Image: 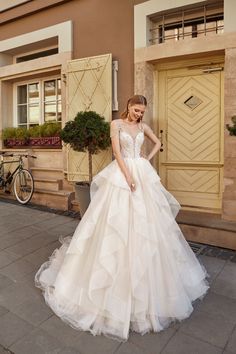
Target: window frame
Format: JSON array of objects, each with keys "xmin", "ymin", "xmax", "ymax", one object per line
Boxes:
[{"xmin": 13, "ymin": 75, "xmax": 61, "ymax": 128}]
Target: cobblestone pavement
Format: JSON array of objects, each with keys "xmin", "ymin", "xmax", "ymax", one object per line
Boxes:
[{"xmin": 0, "ymin": 200, "xmax": 236, "ymax": 354}]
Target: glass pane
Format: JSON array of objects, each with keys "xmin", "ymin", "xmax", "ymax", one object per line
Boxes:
[
  {"xmin": 18, "ymin": 105, "xmax": 27, "ymax": 124},
  {"xmin": 217, "ymin": 20, "xmax": 224, "ymax": 34},
  {"xmin": 29, "ymin": 104, "xmax": 40, "ymax": 123},
  {"xmin": 28, "ymin": 83, "xmax": 39, "ymax": 104},
  {"xmin": 57, "ymin": 79, "xmax": 61, "ymax": 100},
  {"xmin": 44, "ymin": 102, "xmax": 57, "ymax": 121},
  {"xmin": 206, "ymin": 21, "xmax": 217, "ymax": 36},
  {"xmin": 44, "ymin": 80, "xmax": 56, "ymax": 102},
  {"xmin": 17, "ymin": 85, "xmax": 27, "ymax": 104},
  {"xmin": 164, "ymin": 28, "xmax": 177, "ymax": 41},
  {"xmin": 57, "ymin": 101, "xmax": 62, "ymax": 121}
]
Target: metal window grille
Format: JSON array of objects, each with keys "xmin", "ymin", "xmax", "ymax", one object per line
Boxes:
[{"xmin": 150, "ymin": 1, "xmax": 224, "ymax": 45}]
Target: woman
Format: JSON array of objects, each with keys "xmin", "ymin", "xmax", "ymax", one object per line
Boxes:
[{"xmin": 35, "ymin": 95, "xmax": 209, "ymax": 341}]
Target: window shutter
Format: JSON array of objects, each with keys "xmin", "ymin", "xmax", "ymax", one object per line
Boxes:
[{"xmin": 65, "ymin": 54, "xmax": 112, "ymax": 181}]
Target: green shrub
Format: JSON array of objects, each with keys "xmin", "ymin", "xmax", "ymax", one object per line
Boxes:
[
  {"xmin": 1, "ymin": 127, "xmax": 29, "ymax": 140},
  {"xmin": 60, "ymin": 111, "xmax": 110, "ymax": 182},
  {"xmin": 1, "ymin": 122, "xmax": 62, "ymax": 140},
  {"xmin": 40, "ymin": 122, "xmax": 61, "ymax": 137},
  {"xmin": 226, "ymin": 116, "xmax": 236, "ymax": 136}
]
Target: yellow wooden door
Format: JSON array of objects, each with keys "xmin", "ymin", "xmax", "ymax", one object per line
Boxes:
[
  {"xmin": 158, "ymin": 67, "xmax": 224, "ymax": 212},
  {"xmin": 66, "ymin": 54, "xmax": 112, "ymax": 181}
]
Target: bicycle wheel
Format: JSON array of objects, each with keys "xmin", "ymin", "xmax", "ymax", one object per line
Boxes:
[{"xmin": 13, "ymin": 169, "xmax": 34, "ymax": 204}]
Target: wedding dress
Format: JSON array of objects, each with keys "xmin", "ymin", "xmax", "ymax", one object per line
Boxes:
[{"xmin": 35, "ymin": 119, "xmax": 209, "ymax": 341}]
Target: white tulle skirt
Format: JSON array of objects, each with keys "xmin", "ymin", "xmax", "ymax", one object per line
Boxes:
[{"xmin": 35, "ymin": 157, "xmax": 209, "ymax": 341}]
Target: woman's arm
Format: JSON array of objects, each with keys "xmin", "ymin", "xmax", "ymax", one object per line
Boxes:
[
  {"xmin": 143, "ymin": 123, "xmax": 162, "ymax": 161},
  {"xmin": 110, "ymin": 120, "xmax": 136, "ymax": 191}
]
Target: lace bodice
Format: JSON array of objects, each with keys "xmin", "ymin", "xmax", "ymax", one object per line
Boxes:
[
  {"xmin": 119, "ymin": 130, "xmax": 144, "ymax": 158},
  {"xmin": 110, "ymin": 119, "xmax": 145, "ymax": 159}
]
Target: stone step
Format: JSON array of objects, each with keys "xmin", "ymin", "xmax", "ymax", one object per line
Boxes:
[
  {"xmin": 31, "ymin": 188, "xmax": 75, "ymax": 211},
  {"xmin": 33, "ymin": 177, "xmax": 62, "ymax": 192},
  {"xmin": 177, "ymin": 210, "xmax": 236, "ymax": 250},
  {"xmin": 30, "ymin": 167, "xmax": 64, "ymax": 180},
  {"xmin": 71, "ymin": 199, "xmax": 80, "ymax": 212}
]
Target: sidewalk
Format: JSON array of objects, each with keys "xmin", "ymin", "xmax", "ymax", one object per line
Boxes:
[{"xmin": 0, "ymin": 200, "xmax": 236, "ymax": 354}]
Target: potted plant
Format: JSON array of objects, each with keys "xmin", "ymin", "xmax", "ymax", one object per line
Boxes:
[
  {"xmin": 1, "ymin": 127, "xmax": 30, "ymax": 147},
  {"xmin": 226, "ymin": 115, "xmax": 236, "ymax": 136},
  {"xmin": 2, "ymin": 122, "xmax": 62, "ymax": 148},
  {"xmin": 60, "ymin": 111, "xmax": 111, "ymax": 216},
  {"xmin": 28, "ymin": 122, "xmax": 62, "ymax": 147}
]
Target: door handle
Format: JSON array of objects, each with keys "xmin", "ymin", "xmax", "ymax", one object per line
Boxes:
[{"xmin": 159, "ymin": 130, "xmax": 164, "ymax": 152}]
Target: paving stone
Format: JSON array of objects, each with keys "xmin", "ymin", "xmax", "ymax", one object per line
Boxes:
[
  {"xmin": 0, "ymin": 345, "xmax": 13, "ymax": 354},
  {"xmin": 179, "ymin": 309, "xmax": 235, "ymax": 348},
  {"xmin": 0, "ymin": 274, "xmax": 14, "ymax": 291},
  {"xmin": 198, "ymin": 255, "xmax": 226, "ymax": 282},
  {"xmin": 161, "ymin": 332, "xmax": 222, "ymax": 354},
  {"xmin": 0, "ymin": 251, "xmax": 20, "ymax": 269},
  {"xmin": 0, "ymin": 281, "xmax": 41, "ymax": 310},
  {"xmin": 0, "ymin": 305, "xmax": 8, "ymax": 317},
  {"xmin": 33, "ymin": 215, "xmax": 74, "ymax": 231},
  {"xmin": 10, "ymin": 328, "xmax": 68, "ymax": 354},
  {"xmin": 0, "ymin": 258, "xmax": 38, "ymax": 282},
  {"xmin": 0, "ymin": 234, "xmax": 26, "ymax": 251},
  {"xmin": 56, "ymin": 348, "xmax": 83, "ymax": 354},
  {"xmin": 129, "ymin": 325, "xmax": 178, "ymax": 354},
  {"xmin": 40, "ymin": 315, "xmax": 120, "ymax": 354},
  {"xmin": 211, "ymin": 262, "xmax": 236, "ymax": 299},
  {"xmin": 0, "ymin": 312, "xmax": 34, "ymax": 347},
  {"xmin": 11, "ymin": 297, "xmax": 53, "ymax": 326},
  {"xmin": 225, "ymin": 326, "xmax": 236, "ymax": 353},
  {"xmin": 115, "ymin": 342, "xmax": 146, "ymax": 354},
  {"xmin": 6, "ymin": 225, "xmax": 43, "ymax": 240},
  {"xmin": 40, "ymin": 315, "xmax": 82, "ymax": 347},
  {"xmin": 70, "ymin": 331, "xmax": 120, "ymax": 354},
  {"xmin": 5, "ymin": 232, "xmax": 54, "ymax": 258},
  {"xmin": 24, "ymin": 240, "xmax": 61, "ymax": 267},
  {"xmin": 196, "ymin": 292, "xmax": 236, "ymax": 324}
]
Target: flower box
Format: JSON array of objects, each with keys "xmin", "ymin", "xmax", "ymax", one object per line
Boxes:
[{"xmin": 4, "ymin": 136, "xmax": 62, "ymax": 149}]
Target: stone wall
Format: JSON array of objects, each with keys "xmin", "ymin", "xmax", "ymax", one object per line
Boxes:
[{"xmin": 223, "ymin": 48, "xmax": 236, "ymax": 220}]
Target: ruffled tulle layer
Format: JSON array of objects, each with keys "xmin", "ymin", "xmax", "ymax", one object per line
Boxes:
[{"xmin": 35, "ymin": 157, "xmax": 209, "ymax": 341}]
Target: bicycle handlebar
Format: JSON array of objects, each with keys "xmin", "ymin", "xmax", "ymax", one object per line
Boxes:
[{"xmin": 0, "ymin": 152, "xmax": 37, "ymax": 159}]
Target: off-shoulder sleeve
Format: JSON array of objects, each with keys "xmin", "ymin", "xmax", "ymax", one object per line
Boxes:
[{"xmin": 110, "ymin": 120, "xmax": 120, "ymax": 138}]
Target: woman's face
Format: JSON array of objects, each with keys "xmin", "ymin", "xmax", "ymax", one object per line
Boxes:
[{"xmin": 128, "ymin": 104, "xmax": 146, "ymax": 122}]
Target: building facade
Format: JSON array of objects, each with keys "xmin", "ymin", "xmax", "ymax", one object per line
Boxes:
[
  {"xmin": 0, "ymin": 0, "xmax": 136, "ymax": 210},
  {"xmin": 134, "ymin": 0, "xmax": 236, "ymax": 227},
  {"xmin": 1, "ymin": 0, "xmax": 236, "ymax": 248}
]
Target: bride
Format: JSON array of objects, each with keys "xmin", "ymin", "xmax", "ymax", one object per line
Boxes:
[{"xmin": 35, "ymin": 94, "xmax": 209, "ymax": 341}]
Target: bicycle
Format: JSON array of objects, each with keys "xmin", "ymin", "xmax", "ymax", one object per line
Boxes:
[{"xmin": 0, "ymin": 152, "xmax": 36, "ymax": 205}]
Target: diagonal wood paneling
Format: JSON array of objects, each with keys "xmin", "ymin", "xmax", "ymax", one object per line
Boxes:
[
  {"xmin": 158, "ymin": 67, "xmax": 223, "ymax": 210},
  {"xmin": 66, "ymin": 54, "xmax": 112, "ymax": 182},
  {"xmin": 167, "ymin": 74, "xmax": 220, "ymax": 163}
]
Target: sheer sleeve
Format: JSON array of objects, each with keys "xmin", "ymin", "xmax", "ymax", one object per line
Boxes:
[
  {"xmin": 143, "ymin": 122, "xmax": 154, "ymax": 136},
  {"xmin": 110, "ymin": 120, "xmax": 120, "ymax": 138}
]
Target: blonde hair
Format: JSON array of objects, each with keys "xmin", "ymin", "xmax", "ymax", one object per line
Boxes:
[{"xmin": 121, "ymin": 95, "xmax": 147, "ymax": 121}]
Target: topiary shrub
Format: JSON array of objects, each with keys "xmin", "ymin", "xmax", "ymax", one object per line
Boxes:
[{"xmin": 60, "ymin": 111, "xmax": 110, "ymax": 183}]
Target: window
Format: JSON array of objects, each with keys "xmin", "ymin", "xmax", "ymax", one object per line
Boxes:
[
  {"xmin": 16, "ymin": 78, "xmax": 61, "ymax": 128},
  {"xmin": 44, "ymin": 79, "xmax": 61, "ymax": 122},
  {"xmin": 150, "ymin": 1, "xmax": 224, "ymax": 45},
  {"xmin": 16, "ymin": 48, "xmax": 58, "ymax": 63}
]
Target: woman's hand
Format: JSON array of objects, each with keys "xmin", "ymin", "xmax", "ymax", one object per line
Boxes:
[{"xmin": 126, "ymin": 175, "xmax": 136, "ymax": 192}]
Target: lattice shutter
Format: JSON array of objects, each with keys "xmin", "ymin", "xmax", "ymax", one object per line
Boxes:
[{"xmin": 66, "ymin": 54, "xmax": 112, "ymax": 181}]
